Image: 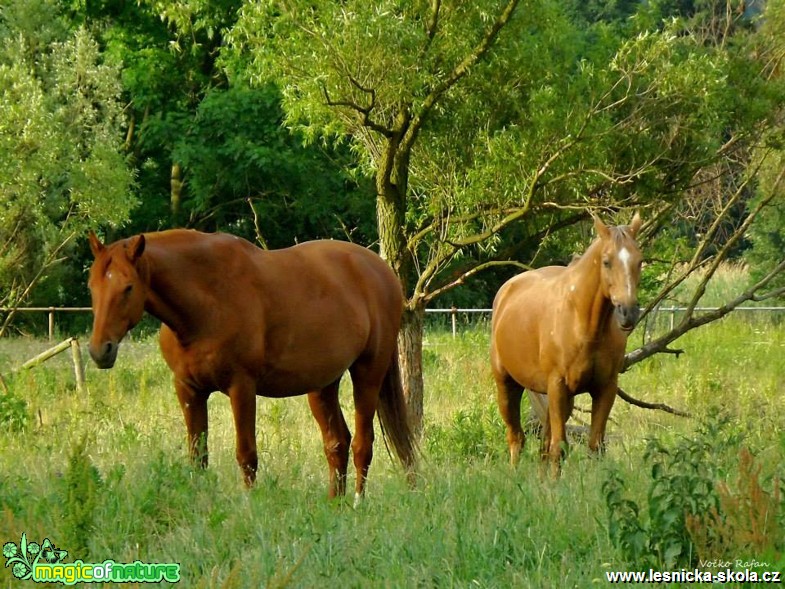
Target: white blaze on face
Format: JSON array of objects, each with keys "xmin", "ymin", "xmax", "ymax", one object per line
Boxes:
[{"xmin": 618, "ymin": 247, "xmax": 633, "ymax": 298}]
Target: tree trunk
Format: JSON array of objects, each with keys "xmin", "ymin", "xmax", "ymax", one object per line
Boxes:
[
  {"xmin": 398, "ymin": 305, "xmax": 425, "ymax": 437},
  {"xmin": 375, "ymin": 114, "xmax": 424, "ymax": 435}
]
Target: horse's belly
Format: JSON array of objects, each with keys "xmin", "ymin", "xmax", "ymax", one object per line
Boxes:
[
  {"xmin": 250, "ymin": 333, "xmax": 367, "ymax": 396},
  {"xmin": 502, "ymin": 354, "xmax": 550, "ymax": 394},
  {"xmin": 254, "ymin": 364, "xmax": 348, "ymax": 398}
]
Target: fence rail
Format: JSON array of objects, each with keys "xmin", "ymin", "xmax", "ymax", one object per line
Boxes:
[
  {"xmin": 2, "ymin": 305, "xmax": 784, "ymax": 340},
  {"xmin": 427, "ymin": 306, "xmax": 785, "ymax": 337},
  {"xmin": 0, "ymin": 307, "xmax": 91, "ymax": 341}
]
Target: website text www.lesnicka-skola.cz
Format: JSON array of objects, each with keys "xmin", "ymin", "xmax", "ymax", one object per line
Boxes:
[{"xmin": 606, "ymin": 568, "xmax": 782, "ymax": 584}]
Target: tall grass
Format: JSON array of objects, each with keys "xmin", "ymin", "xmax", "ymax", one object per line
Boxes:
[
  {"xmin": 666, "ymin": 261, "xmax": 756, "ymax": 308},
  {"xmin": 1, "ymin": 313, "xmax": 783, "ymax": 587}
]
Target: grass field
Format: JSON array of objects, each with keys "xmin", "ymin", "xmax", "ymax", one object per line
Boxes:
[{"xmin": 0, "ymin": 315, "xmax": 783, "ymax": 587}]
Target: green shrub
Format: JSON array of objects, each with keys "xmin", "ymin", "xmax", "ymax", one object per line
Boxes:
[
  {"xmin": 58, "ymin": 436, "xmax": 103, "ymax": 558},
  {"xmin": 603, "ymin": 412, "xmax": 743, "ymax": 568},
  {"xmin": 426, "ymin": 401, "xmax": 505, "ymax": 464}
]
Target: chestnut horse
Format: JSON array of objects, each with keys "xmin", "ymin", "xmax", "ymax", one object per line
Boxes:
[
  {"xmin": 490, "ymin": 214, "xmax": 642, "ymax": 477},
  {"xmin": 87, "ymin": 229, "xmax": 417, "ymax": 500}
]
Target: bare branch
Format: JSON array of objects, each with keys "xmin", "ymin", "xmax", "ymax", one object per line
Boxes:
[
  {"xmin": 425, "ymin": 0, "xmax": 441, "ymax": 44},
  {"xmin": 246, "ymin": 198, "xmax": 269, "ymax": 250},
  {"xmin": 320, "ymin": 82, "xmax": 393, "ymax": 137},
  {"xmin": 424, "ymin": 260, "xmax": 530, "ymax": 303},
  {"xmin": 0, "ymin": 233, "xmax": 76, "ymax": 339},
  {"xmin": 617, "ymin": 388, "xmax": 692, "ymax": 417},
  {"xmin": 625, "ymin": 256, "xmax": 785, "ymax": 370}
]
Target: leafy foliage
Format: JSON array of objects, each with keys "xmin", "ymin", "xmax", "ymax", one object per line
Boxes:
[
  {"xmin": 170, "ymin": 85, "xmax": 376, "ymax": 245},
  {"xmin": 0, "ymin": 381, "xmax": 27, "ymax": 432}
]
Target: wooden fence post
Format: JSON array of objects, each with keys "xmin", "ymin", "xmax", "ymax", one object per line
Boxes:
[{"xmin": 70, "ymin": 338, "xmax": 86, "ymax": 395}]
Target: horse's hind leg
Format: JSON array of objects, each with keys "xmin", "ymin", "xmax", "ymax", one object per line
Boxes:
[
  {"xmin": 349, "ymin": 361, "xmax": 384, "ymax": 504},
  {"xmin": 493, "ymin": 372, "xmax": 525, "ymax": 466},
  {"xmin": 174, "ymin": 378, "xmax": 210, "ymax": 469},
  {"xmin": 307, "ymin": 380, "xmax": 351, "ymax": 499}
]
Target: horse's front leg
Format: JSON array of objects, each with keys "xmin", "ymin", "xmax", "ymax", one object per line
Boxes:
[
  {"xmin": 545, "ymin": 379, "xmax": 571, "ymax": 479},
  {"xmin": 228, "ymin": 376, "xmax": 258, "ymax": 487},
  {"xmin": 174, "ymin": 378, "xmax": 210, "ymax": 469},
  {"xmin": 588, "ymin": 381, "xmax": 618, "ymax": 455}
]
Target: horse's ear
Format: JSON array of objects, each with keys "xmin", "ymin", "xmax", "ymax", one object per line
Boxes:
[
  {"xmin": 88, "ymin": 231, "xmax": 104, "ymax": 258},
  {"xmin": 629, "ymin": 212, "xmax": 642, "ymax": 238},
  {"xmin": 593, "ymin": 214, "xmax": 610, "ymax": 239},
  {"xmin": 127, "ymin": 234, "xmax": 146, "ymax": 263}
]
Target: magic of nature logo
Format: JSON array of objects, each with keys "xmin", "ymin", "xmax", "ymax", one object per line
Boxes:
[{"xmin": 3, "ymin": 533, "xmax": 180, "ymax": 585}]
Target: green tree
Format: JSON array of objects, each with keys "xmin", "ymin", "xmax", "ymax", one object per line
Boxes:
[
  {"xmin": 743, "ymin": 0, "xmax": 785, "ymax": 301},
  {"xmin": 0, "ymin": 0, "xmax": 135, "ymax": 335}
]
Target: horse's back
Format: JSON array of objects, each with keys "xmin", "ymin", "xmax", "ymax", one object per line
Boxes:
[
  {"xmin": 263, "ymin": 239, "xmax": 402, "ymax": 319},
  {"xmin": 155, "ymin": 232, "xmax": 400, "ymax": 321}
]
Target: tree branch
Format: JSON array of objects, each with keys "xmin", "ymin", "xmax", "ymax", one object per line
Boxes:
[
  {"xmin": 320, "ymin": 82, "xmax": 393, "ymax": 137},
  {"xmin": 424, "ymin": 260, "xmax": 530, "ymax": 303},
  {"xmin": 0, "ymin": 233, "xmax": 75, "ymax": 339},
  {"xmin": 425, "ymin": 0, "xmax": 441, "ymax": 44},
  {"xmin": 617, "ymin": 388, "xmax": 692, "ymax": 417},
  {"xmin": 625, "ymin": 255, "xmax": 785, "ymax": 370}
]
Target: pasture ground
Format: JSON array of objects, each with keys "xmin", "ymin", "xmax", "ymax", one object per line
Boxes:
[{"xmin": 0, "ymin": 315, "xmax": 783, "ymax": 587}]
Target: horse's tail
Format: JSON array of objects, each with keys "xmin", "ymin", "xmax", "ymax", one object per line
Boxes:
[{"xmin": 377, "ymin": 346, "xmax": 418, "ymax": 486}]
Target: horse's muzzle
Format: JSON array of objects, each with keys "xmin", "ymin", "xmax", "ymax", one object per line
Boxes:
[
  {"xmin": 89, "ymin": 341, "xmax": 119, "ymax": 369},
  {"xmin": 614, "ymin": 304, "xmax": 639, "ymax": 332}
]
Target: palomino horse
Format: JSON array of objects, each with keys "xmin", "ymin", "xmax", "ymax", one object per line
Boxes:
[
  {"xmin": 87, "ymin": 229, "xmax": 417, "ymax": 500},
  {"xmin": 490, "ymin": 213, "xmax": 642, "ymax": 477}
]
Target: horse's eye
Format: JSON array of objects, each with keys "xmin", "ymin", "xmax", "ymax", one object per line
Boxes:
[
  {"xmin": 123, "ymin": 284, "xmax": 133, "ymax": 297},
  {"xmin": 603, "ymin": 258, "xmax": 611, "ymax": 269}
]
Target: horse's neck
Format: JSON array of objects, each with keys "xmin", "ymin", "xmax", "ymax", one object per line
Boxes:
[
  {"xmin": 142, "ymin": 243, "xmax": 209, "ymax": 342},
  {"xmin": 567, "ymin": 242, "xmax": 613, "ymax": 338}
]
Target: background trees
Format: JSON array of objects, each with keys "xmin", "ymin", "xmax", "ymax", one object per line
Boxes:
[{"xmin": 0, "ymin": 0, "xmax": 135, "ymax": 336}]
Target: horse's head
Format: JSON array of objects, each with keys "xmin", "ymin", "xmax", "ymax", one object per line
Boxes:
[
  {"xmin": 594, "ymin": 213, "xmax": 643, "ymax": 332},
  {"xmin": 87, "ymin": 232, "xmax": 147, "ymax": 369}
]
